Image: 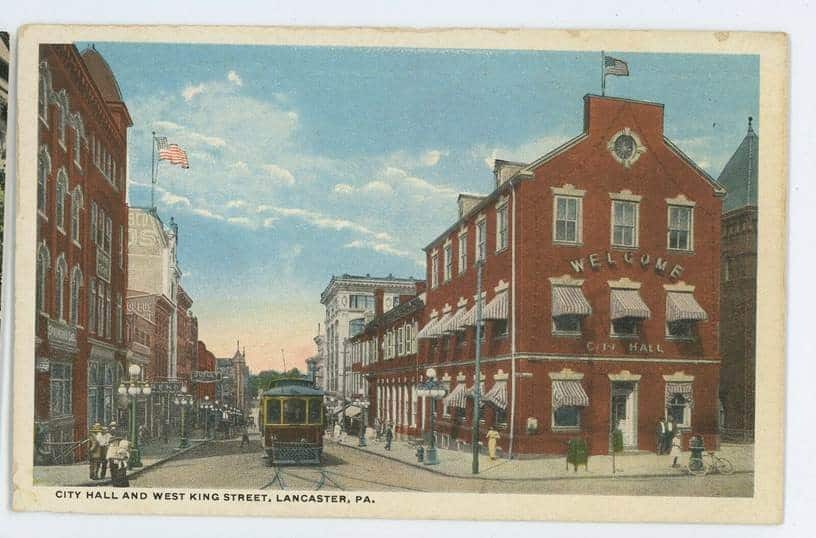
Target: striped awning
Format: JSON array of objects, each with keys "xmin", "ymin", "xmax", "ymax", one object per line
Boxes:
[
  {"xmin": 443, "ymin": 384, "xmax": 468, "ymax": 409},
  {"xmin": 441, "ymin": 307, "xmax": 469, "ymax": 333},
  {"xmin": 483, "ymin": 381, "xmax": 508, "ymax": 410},
  {"xmin": 552, "ymin": 286, "xmax": 592, "ymax": 317},
  {"xmin": 482, "ymin": 291, "xmax": 509, "ymax": 320},
  {"xmin": 610, "ymin": 289, "xmax": 651, "ymax": 320},
  {"xmin": 666, "ymin": 292, "xmax": 707, "ymax": 322},
  {"xmin": 665, "ymin": 382, "xmax": 694, "ymax": 407},
  {"xmin": 460, "ymin": 302, "xmax": 480, "ymax": 326},
  {"xmin": 552, "ymin": 380, "xmax": 589, "ymax": 409},
  {"xmin": 417, "ymin": 314, "xmax": 445, "ymax": 339}
]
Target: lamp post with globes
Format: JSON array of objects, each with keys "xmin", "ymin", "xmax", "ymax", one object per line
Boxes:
[
  {"xmin": 118, "ymin": 364, "xmax": 151, "ymax": 468},
  {"xmin": 173, "ymin": 386, "xmax": 195, "ymax": 448},
  {"xmin": 356, "ymin": 388, "xmax": 370, "ymax": 447},
  {"xmin": 199, "ymin": 395, "xmax": 212, "ymax": 439},
  {"xmin": 416, "ymin": 368, "xmax": 447, "ymax": 465}
]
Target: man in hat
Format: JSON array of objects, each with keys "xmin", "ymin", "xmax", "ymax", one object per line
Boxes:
[
  {"xmin": 88, "ymin": 423, "xmax": 104, "ymax": 480},
  {"xmin": 97, "ymin": 425, "xmax": 112, "ymax": 479}
]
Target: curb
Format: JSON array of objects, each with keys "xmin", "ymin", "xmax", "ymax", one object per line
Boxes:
[
  {"xmin": 327, "ymin": 439, "xmax": 753, "ymax": 482},
  {"xmin": 79, "ymin": 439, "xmax": 209, "ymax": 487}
]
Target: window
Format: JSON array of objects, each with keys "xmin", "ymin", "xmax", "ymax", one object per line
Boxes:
[
  {"xmin": 396, "ymin": 327, "xmax": 404, "ymax": 356},
  {"xmin": 265, "ymin": 400, "xmax": 281, "ymax": 424},
  {"xmin": 119, "ymin": 225, "xmax": 124, "ymax": 268},
  {"xmin": 96, "ymin": 282, "xmax": 104, "ymax": 335},
  {"xmin": 284, "ymin": 398, "xmax": 307, "ymax": 424},
  {"xmin": 393, "ymin": 296, "xmax": 400, "ymax": 308},
  {"xmin": 554, "ymin": 196, "xmax": 581, "ymax": 243},
  {"xmin": 55, "ymin": 255, "xmax": 67, "ymax": 321},
  {"xmin": 668, "ymin": 206, "xmax": 693, "ymax": 251},
  {"xmin": 475, "ymin": 219, "xmax": 487, "ymax": 262},
  {"xmin": 96, "ymin": 208, "xmax": 105, "ymax": 247},
  {"xmin": 36, "ymin": 243, "xmax": 51, "ymax": 314},
  {"xmin": 57, "ymin": 104, "xmax": 66, "ymax": 148},
  {"xmin": 55, "ymin": 169, "xmax": 68, "ymax": 230},
  {"xmin": 494, "ymin": 319, "xmax": 509, "ymax": 337},
  {"xmin": 431, "ymin": 253, "xmax": 439, "ymax": 288},
  {"xmin": 90, "ymin": 202, "xmax": 97, "ymax": 244},
  {"xmin": 666, "ymin": 393, "xmax": 691, "ymax": 428},
  {"xmin": 458, "ymin": 232, "xmax": 468, "ymax": 273},
  {"xmin": 611, "ymin": 317, "xmax": 640, "ymax": 337},
  {"xmin": 39, "ymin": 68, "xmax": 49, "ymax": 123},
  {"xmin": 308, "ymin": 398, "xmax": 322, "ymax": 424},
  {"xmin": 116, "ymin": 294, "xmax": 123, "ymax": 343},
  {"xmin": 73, "ymin": 123, "xmax": 82, "ymax": 166},
  {"xmin": 105, "ymin": 287, "xmax": 112, "ymax": 338},
  {"xmin": 349, "ymin": 294, "xmax": 375, "ymax": 310},
  {"xmin": 667, "ymin": 320, "xmax": 695, "ymax": 339},
  {"xmin": 71, "ymin": 187, "xmax": 83, "ymax": 243},
  {"xmin": 612, "ymin": 200, "xmax": 638, "ymax": 247},
  {"xmin": 553, "ymin": 315, "xmax": 582, "ymax": 334},
  {"xmin": 50, "ymin": 363, "xmax": 73, "ymax": 417},
  {"xmin": 443, "ymin": 244, "xmax": 452, "ymax": 282},
  {"xmin": 38, "ymin": 147, "xmax": 50, "ymax": 214},
  {"xmin": 105, "ymin": 216, "xmax": 112, "ymax": 254},
  {"xmin": 88, "ymin": 279, "xmax": 97, "ymax": 333},
  {"xmin": 496, "ymin": 203, "xmax": 509, "ymax": 251},
  {"xmin": 69, "ymin": 267, "xmax": 83, "ymax": 326},
  {"xmin": 349, "ymin": 318, "xmax": 365, "ymax": 337},
  {"xmin": 553, "ymin": 406, "xmax": 581, "ymax": 428}
]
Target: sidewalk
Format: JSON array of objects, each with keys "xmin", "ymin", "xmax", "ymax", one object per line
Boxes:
[
  {"xmin": 329, "ymin": 434, "xmax": 754, "ymax": 481},
  {"xmin": 33, "ymin": 434, "xmax": 209, "ymax": 487}
]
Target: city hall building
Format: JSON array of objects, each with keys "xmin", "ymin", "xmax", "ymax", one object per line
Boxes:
[{"xmin": 361, "ymin": 94, "xmax": 724, "ymax": 457}]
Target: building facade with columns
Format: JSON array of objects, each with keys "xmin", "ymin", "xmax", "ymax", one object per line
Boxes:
[
  {"xmin": 319, "ymin": 274, "xmax": 421, "ymax": 401},
  {"xmin": 362, "ymin": 94, "xmax": 724, "ymax": 457},
  {"xmin": 35, "ymin": 45, "xmax": 132, "ymax": 462}
]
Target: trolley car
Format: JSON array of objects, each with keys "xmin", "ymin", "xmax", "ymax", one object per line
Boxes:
[{"xmin": 258, "ymin": 377, "xmax": 325, "ymax": 465}]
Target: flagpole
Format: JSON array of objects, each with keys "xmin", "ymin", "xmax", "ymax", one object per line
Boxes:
[
  {"xmin": 151, "ymin": 131, "xmax": 156, "ymax": 210},
  {"xmin": 601, "ymin": 50, "xmax": 606, "ymax": 96}
]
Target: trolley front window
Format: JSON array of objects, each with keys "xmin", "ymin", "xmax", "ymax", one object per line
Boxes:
[
  {"xmin": 265, "ymin": 399, "xmax": 281, "ymax": 424},
  {"xmin": 308, "ymin": 398, "xmax": 323, "ymax": 424},
  {"xmin": 283, "ymin": 398, "xmax": 307, "ymax": 424}
]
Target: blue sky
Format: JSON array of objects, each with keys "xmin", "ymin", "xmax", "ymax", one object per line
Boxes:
[{"xmin": 85, "ymin": 42, "xmax": 759, "ymax": 371}]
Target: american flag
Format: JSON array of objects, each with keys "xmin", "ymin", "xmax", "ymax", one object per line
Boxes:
[
  {"xmin": 604, "ymin": 56, "xmax": 629, "ymax": 77},
  {"xmin": 156, "ymin": 136, "xmax": 190, "ymax": 169}
]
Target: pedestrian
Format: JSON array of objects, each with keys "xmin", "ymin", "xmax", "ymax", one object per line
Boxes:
[
  {"xmin": 670, "ymin": 431, "xmax": 682, "ymax": 468},
  {"xmin": 109, "ymin": 438, "xmax": 130, "ymax": 487},
  {"xmin": 655, "ymin": 418, "xmax": 667, "ymax": 455},
  {"xmin": 486, "ymin": 427, "xmax": 501, "ymax": 460},
  {"xmin": 333, "ymin": 422, "xmax": 342, "ymax": 441},
  {"xmin": 240, "ymin": 425, "xmax": 250, "ymax": 448},
  {"xmin": 384, "ymin": 424, "xmax": 393, "ymax": 451},
  {"xmin": 88, "ymin": 423, "xmax": 104, "ymax": 480},
  {"xmin": 97, "ymin": 426, "xmax": 112, "ymax": 479}
]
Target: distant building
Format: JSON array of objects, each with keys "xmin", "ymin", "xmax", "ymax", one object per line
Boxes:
[
  {"xmin": 195, "ymin": 341, "xmax": 217, "ymax": 401},
  {"xmin": 320, "ymin": 274, "xmax": 422, "ymax": 401},
  {"xmin": 217, "ymin": 343, "xmax": 251, "ymax": 413},
  {"xmin": 718, "ymin": 118, "xmax": 758, "ymax": 441},
  {"xmin": 35, "ymin": 45, "xmax": 132, "ymax": 462}
]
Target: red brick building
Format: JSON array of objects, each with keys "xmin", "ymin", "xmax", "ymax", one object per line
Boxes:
[
  {"xmin": 35, "ymin": 45, "xmax": 132, "ymax": 462},
  {"xmin": 195, "ymin": 341, "xmax": 217, "ymax": 401},
  {"xmin": 361, "ymin": 94, "xmax": 724, "ymax": 457},
  {"xmin": 176, "ymin": 286, "xmax": 196, "ymax": 386}
]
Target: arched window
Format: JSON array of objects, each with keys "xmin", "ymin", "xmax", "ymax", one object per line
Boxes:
[
  {"xmin": 71, "ymin": 186, "xmax": 83, "ymax": 243},
  {"xmin": 96, "ymin": 282, "xmax": 105, "ymax": 335},
  {"xmin": 88, "ymin": 279, "xmax": 97, "ymax": 334},
  {"xmin": 56, "ymin": 90, "xmax": 69, "ymax": 147},
  {"xmin": 55, "ymin": 168, "xmax": 68, "ymax": 230},
  {"xmin": 54, "ymin": 254, "xmax": 68, "ymax": 321},
  {"xmin": 36, "ymin": 242, "xmax": 51, "ymax": 314},
  {"xmin": 116, "ymin": 294, "xmax": 123, "ymax": 343},
  {"xmin": 38, "ymin": 146, "xmax": 51, "ymax": 214},
  {"xmin": 69, "ymin": 266, "xmax": 83, "ymax": 326},
  {"xmin": 72, "ymin": 113, "xmax": 84, "ymax": 166}
]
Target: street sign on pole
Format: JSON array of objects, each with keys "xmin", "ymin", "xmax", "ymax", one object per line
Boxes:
[{"xmin": 472, "ymin": 260, "xmax": 483, "ymax": 475}]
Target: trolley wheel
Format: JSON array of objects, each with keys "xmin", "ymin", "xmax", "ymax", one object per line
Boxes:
[
  {"xmin": 688, "ymin": 457, "xmax": 707, "ymax": 476},
  {"xmin": 716, "ymin": 457, "xmax": 735, "ymax": 475}
]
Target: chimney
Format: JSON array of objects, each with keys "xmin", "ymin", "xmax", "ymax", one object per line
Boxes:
[{"xmin": 374, "ymin": 288, "xmax": 385, "ymax": 317}]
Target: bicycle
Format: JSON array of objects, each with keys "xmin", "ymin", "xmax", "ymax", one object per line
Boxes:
[{"xmin": 687, "ymin": 450, "xmax": 735, "ymax": 476}]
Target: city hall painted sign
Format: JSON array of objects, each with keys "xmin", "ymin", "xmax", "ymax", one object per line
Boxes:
[{"xmin": 568, "ymin": 251, "xmax": 685, "ymax": 280}]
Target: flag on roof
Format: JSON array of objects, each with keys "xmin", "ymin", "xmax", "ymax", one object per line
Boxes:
[
  {"xmin": 604, "ymin": 56, "xmax": 629, "ymax": 77},
  {"xmin": 156, "ymin": 137, "xmax": 189, "ymax": 169}
]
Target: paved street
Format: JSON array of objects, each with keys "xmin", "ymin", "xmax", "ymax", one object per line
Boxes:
[{"xmin": 130, "ymin": 436, "xmax": 753, "ymax": 497}]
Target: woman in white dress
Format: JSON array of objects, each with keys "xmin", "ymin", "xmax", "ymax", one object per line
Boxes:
[{"xmin": 670, "ymin": 431, "xmax": 682, "ymax": 468}]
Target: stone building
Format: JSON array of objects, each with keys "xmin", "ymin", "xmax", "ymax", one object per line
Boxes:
[
  {"xmin": 718, "ymin": 118, "xmax": 758, "ymax": 441},
  {"xmin": 35, "ymin": 45, "xmax": 132, "ymax": 462}
]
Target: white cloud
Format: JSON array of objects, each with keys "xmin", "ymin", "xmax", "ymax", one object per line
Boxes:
[
  {"xmin": 191, "ymin": 207, "xmax": 225, "ymax": 221},
  {"xmin": 334, "ymin": 183, "xmax": 354, "ymax": 194},
  {"xmin": 153, "ymin": 120, "xmax": 184, "ymax": 132},
  {"xmin": 420, "ymin": 149, "xmax": 447, "ymax": 167},
  {"xmin": 227, "ymin": 70, "xmax": 243, "ymax": 86},
  {"xmin": 474, "ymin": 134, "xmax": 571, "ymax": 170},
  {"xmin": 182, "ymin": 83, "xmax": 207, "ymax": 102},
  {"xmin": 361, "ymin": 180, "xmax": 393, "ymax": 194},
  {"xmin": 226, "ymin": 199, "xmax": 247, "ymax": 208},
  {"xmin": 160, "ymin": 191, "xmax": 191, "ymax": 208},
  {"xmin": 262, "ymin": 217, "xmax": 279, "ymax": 228},
  {"xmin": 264, "ymin": 164, "xmax": 295, "ymax": 186},
  {"xmin": 259, "ymin": 205, "xmax": 391, "ymax": 241},
  {"xmin": 344, "ymin": 240, "xmax": 423, "ymax": 266},
  {"xmin": 227, "ymin": 216, "xmax": 253, "ymax": 227},
  {"xmin": 187, "ymin": 132, "xmax": 227, "ymax": 148},
  {"xmin": 229, "ymin": 161, "xmax": 250, "ymax": 174},
  {"xmin": 384, "ymin": 166, "xmax": 458, "ymax": 197}
]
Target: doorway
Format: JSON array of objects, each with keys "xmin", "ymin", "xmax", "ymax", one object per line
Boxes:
[{"xmin": 611, "ymin": 382, "xmax": 638, "ymax": 449}]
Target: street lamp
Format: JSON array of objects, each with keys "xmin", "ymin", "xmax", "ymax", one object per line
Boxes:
[
  {"xmin": 199, "ymin": 395, "xmax": 212, "ymax": 439},
  {"xmin": 356, "ymin": 388, "xmax": 370, "ymax": 448},
  {"xmin": 173, "ymin": 385, "xmax": 195, "ymax": 448},
  {"xmin": 416, "ymin": 368, "xmax": 447, "ymax": 465},
  {"xmin": 118, "ymin": 364, "xmax": 151, "ymax": 468}
]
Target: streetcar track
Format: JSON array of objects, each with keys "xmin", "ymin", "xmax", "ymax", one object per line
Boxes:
[{"xmin": 259, "ymin": 466, "xmax": 425, "ymax": 492}]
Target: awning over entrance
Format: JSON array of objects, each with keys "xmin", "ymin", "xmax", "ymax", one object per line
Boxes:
[
  {"xmin": 460, "ymin": 303, "xmax": 479, "ymax": 326},
  {"xmin": 665, "ymin": 382, "xmax": 694, "ymax": 407},
  {"xmin": 443, "ymin": 384, "xmax": 468, "ymax": 409},
  {"xmin": 482, "ymin": 291, "xmax": 509, "ymax": 320},
  {"xmin": 482, "ymin": 380, "xmax": 508, "ymax": 410},
  {"xmin": 417, "ymin": 315, "xmax": 442, "ymax": 339},
  {"xmin": 666, "ymin": 292, "xmax": 708, "ymax": 322},
  {"xmin": 610, "ymin": 289, "xmax": 651, "ymax": 320},
  {"xmin": 552, "ymin": 380, "xmax": 590, "ymax": 409},
  {"xmin": 552, "ymin": 286, "xmax": 592, "ymax": 317},
  {"xmin": 441, "ymin": 307, "xmax": 468, "ymax": 333}
]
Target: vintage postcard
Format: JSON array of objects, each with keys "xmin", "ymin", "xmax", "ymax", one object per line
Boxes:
[{"xmin": 12, "ymin": 25, "xmax": 788, "ymax": 523}]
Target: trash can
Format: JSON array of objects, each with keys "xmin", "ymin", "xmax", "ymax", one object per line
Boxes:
[
  {"xmin": 416, "ymin": 445, "xmax": 425, "ymax": 463},
  {"xmin": 688, "ymin": 434, "xmax": 705, "ymax": 472}
]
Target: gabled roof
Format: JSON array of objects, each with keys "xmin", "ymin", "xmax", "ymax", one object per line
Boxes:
[{"xmin": 717, "ymin": 118, "xmax": 758, "ymax": 212}]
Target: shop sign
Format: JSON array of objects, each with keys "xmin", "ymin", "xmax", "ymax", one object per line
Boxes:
[
  {"xmin": 191, "ymin": 371, "xmax": 222, "ymax": 383},
  {"xmin": 151, "ymin": 381, "xmax": 182, "ymax": 393},
  {"xmin": 47, "ymin": 319, "xmax": 77, "ymax": 352},
  {"xmin": 586, "ymin": 341, "xmax": 665, "ymax": 354},
  {"xmin": 569, "ymin": 251, "xmax": 684, "ymax": 280}
]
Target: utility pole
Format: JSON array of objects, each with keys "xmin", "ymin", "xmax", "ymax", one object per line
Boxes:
[
  {"xmin": 472, "ymin": 259, "xmax": 483, "ymax": 475},
  {"xmin": 280, "ymin": 349, "xmax": 287, "ymax": 374}
]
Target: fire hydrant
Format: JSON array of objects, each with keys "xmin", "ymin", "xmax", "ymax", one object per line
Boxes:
[{"xmin": 416, "ymin": 445, "xmax": 425, "ymax": 463}]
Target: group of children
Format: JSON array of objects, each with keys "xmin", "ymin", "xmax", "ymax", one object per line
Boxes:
[{"xmin": 88, "ymin": 422, "xmax": 131, "ymax": 487}]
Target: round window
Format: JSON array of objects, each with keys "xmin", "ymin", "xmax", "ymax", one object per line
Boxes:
[{"xmin": 613, "ymin": 134, "xmax": 636, "ymax": 161}]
